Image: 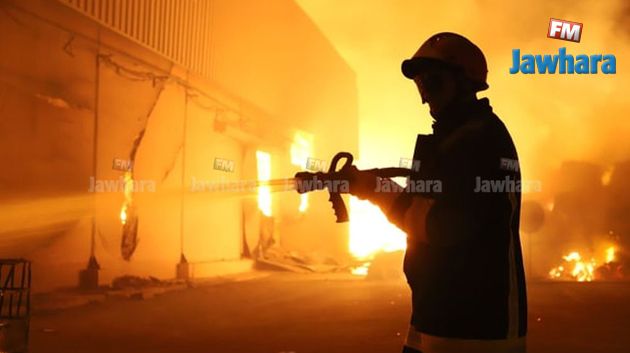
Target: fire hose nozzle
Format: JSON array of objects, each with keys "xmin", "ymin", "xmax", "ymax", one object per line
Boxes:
[
  {"xmin": 293, "ymin": 152, "xmax": 354, "ymax": 223},
  {"xmin": 294, "ymin": 152, "xmax": 413, "ymax": 223}
]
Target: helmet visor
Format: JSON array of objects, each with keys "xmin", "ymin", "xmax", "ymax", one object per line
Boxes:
[{"xmin": 401, "ymin": 57, "xmax": 456, "ymax": 79}]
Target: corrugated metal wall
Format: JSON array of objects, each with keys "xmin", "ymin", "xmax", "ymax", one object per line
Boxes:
[{"xmin": 59, "ymin": 0, "xmax": 214, "ymax": 77}]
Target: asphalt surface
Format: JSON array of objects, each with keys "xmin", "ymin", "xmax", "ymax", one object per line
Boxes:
[{"xmin": 28, "ymin": 273, "xmax": 630, "ymax": 353}]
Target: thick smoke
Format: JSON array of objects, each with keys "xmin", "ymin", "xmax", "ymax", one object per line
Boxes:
[{"xmin": 297, "ymin": 0, "xmax": 630, "ymax": 277}]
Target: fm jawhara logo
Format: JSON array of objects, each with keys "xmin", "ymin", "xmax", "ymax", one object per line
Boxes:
[{"xmin": 510, "ymin": 18, "xmax": 616, "ymax": 75}]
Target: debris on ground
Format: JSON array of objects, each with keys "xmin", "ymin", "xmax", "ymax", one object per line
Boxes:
[
  {"xmin": 255, "ymin": 245, "xmax": 352, "ymax": 273},
  {"xmin": 111, "ymin": 275, "xmax": 164, "ymax": 290}
]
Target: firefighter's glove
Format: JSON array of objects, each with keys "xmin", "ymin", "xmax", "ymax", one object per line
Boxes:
[{"xmin": 346, "ymin": 166, "xmax": 379, "ymax": 200}]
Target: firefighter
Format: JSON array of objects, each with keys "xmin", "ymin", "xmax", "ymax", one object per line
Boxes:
[{"xmin": 347, "ymin": 32, "xmax": 527, "ymax": 353}]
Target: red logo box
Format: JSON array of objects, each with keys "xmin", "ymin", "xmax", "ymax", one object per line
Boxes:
[{"xmin": 547, "ymin": 18, "xmax": 583, "ymax": 43}]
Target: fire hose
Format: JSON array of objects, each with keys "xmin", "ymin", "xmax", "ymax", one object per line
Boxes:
[
  {"xmin": 291, "ymin": 152, "xmax": 412, "ymax": 223},
  {"xmin": 248, "ymin": 152, "xmax": 411, "ymax": 222}
]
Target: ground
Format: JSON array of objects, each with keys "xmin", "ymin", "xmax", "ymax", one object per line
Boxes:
[{"xmin": 29, "ymin": 273, "xmax": 630, "ymax": 353}]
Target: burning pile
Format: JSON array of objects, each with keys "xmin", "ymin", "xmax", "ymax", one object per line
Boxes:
[{"xmin": 549, "ymin": 246, "xmax": 624, "ymax": 282}]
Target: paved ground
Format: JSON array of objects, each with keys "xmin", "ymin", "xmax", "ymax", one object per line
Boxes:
[{"xmin": 28, "ymin": 273, "xmax": 630, "ymax": 353}]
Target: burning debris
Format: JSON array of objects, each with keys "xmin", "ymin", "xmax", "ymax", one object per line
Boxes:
[
  {"xmin": 532, "ymin": 160, "xmax": 630, "ymax": 282},
  {"xmin": 549, "ymin": 246, "xmax": 625, "ymax": 282},
  {"xmin": 255, "ymin": 245, "xmax": 348, "ymax": 273}
]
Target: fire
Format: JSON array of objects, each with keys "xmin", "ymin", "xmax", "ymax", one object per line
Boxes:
[
  {"xmin": 298, "ymin": 194, "xmax": 308, "ymax": 213},
  {"xmin": 606, "ymin": 246, "xmax": 615, "ymax": 263},
  {"xmin": 557, "ymin": 252, "xmax": 595, "ymax": 282},
  {"xmin": 256, "ymin": 151, "xmax": 272, "ymax": 217},
  {"xmin": 351, "ymin": 263, "xmax": 370, "ymax": 276},
  {"xmin": 349, "ymin": 197, "xmax": 406, "ymax": 260},
  {"xmin": 290, "ymin": 132, "xmax": 313, "ymax": 213},
  {"xmin": 119, "ymin": 171, "xmax": 133, "ymax": 225},
  {"xmin": 549, "ymin": 246, "xmax": 618, "ymax": 282},
  {"xmin": 290, "ymin": 131, "xmax": 313, "ymax": 167}
]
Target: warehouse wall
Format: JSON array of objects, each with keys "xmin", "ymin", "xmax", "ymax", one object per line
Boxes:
[{"xmin": 0, "ymin": 0, "xmax": 358, "ymax": 291}]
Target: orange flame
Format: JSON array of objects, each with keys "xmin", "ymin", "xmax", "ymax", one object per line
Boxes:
[
  {"xmin": 348, "ymin": 197, "xmax": 406, "ymax": 277},
  {"xmin": 549, "ymin": 246, "xmax": 617, "ymax": 282},
  {"xmin": 256, "ymin": 151, "xmax": 272, "ymax": 217},
  {"xmin": 290, "ymin": 132, "xmax": 312, "ymax": 213},
  {"xmin": 119, "ymin": 171, "xmax": 133, "ymax": 225}
]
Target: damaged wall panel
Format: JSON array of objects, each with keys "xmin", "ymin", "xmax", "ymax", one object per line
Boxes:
[
  {"xmin": 93, "ymin": 63, "xmax": 183, "ymax": 282},
  {"xmin": 180, "ymin": 91, "xmax": 244, "ymax": 270}
]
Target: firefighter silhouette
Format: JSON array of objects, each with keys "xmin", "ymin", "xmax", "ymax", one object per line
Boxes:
[{"xmin": 346, "ymin": 32, "xmax": 527, "ymax": 353}]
